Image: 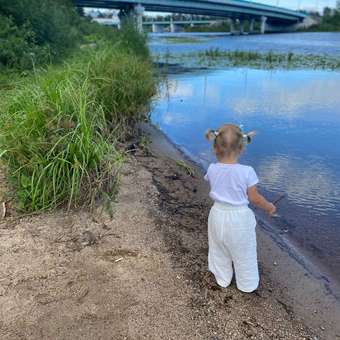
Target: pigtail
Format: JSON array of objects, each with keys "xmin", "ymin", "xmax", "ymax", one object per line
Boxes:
[{"xmin": 205, "ymin": 129, "xmax": 218, "ymax": 141}]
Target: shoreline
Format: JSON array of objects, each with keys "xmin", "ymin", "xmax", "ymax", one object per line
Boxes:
[
  {"xmin": 150, "ymin": 32, "xmax": 340, "ymax": 71},
  {"xmin": 151, "ymin": 59, "xmax": 340, "ymax": 296},
  {"xmin": 141, "ymin": 122, "xmax": 340, "ymax": 339},
  {"xmin": 0, "ymin": 122, "xmax": 338, "ymax": 339}
]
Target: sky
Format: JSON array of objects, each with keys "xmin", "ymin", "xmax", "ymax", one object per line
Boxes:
[
  {"xmin": 254, "ymin": 0, "xmax": 337, "ymax": 11},
  {"xmin": 86, "ymin": 0, "xmax": 338, "ymax": 16},
  {"xmin": 141, "ymin": 1, "xmax": 338, "ymax": 16}
]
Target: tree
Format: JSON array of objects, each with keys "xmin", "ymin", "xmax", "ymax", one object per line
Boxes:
[
  {"xmin": 0, "ymin": 0, "xmax": 82, "ymax": 68},
  {"xmin": 76, "ymin": 7, "xmax": 85, "ymax": 17},
  {"xmin": 323, "ymin": 7, "xmax": 332, "ymax": 17}
]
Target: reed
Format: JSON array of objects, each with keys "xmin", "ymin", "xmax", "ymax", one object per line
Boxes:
[
  {"xmin": 87, "ymin": 46, "xmax": 156, "ymax": 134},
  {"xmin": 179, "ymin": 48, "xmax": 340, "ymax": 70},
  {"xmin": 0, "ymin": 40, "xmax": 156, "ymax": 211}
]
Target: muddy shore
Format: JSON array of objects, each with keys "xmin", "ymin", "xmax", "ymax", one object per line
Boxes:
[{"xmin": 0, "ymin": 124, "xmax": 339, "ymax": 339}]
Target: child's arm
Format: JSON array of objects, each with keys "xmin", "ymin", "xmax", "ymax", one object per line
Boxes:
[{"xmin": 247, "ymin": 185, "xmax": 276, "ymax": 216}]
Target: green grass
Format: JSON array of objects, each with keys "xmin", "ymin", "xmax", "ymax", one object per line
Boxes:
[
  {"xmin": 0, "ymin": 0, "xmax": 156, "ymax": 213},
  {"xmin": 86, "ymin": 46, "xmax": 155, "ymax": 132},
  {"xmin": 161, "ymin": 37, "xmax": 206, "ymax": 44},
  {"xmin": 0, "ymin": 32, "xmax": 156, "ymax": 212}
]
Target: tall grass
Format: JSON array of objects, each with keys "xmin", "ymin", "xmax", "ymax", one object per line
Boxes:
[
  {"xmin": 0, "ymin": 39, "xmax": 156, "ymax": 211},
  {"xmin": 87, "ymin": 47, "xmax": 155, "ymax": 133}
]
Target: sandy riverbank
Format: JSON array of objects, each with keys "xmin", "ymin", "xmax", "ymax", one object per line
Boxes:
[
  {"xmin": 0, "ymin": 124, "xmax": 339, "ymax": 339},
  {"xmin": 142, "ymin": 123, "xmax": 340, "ymax": 339}
]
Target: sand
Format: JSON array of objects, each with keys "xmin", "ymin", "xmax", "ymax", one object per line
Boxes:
[{"xmin": 0, "ymin": 124, "xmax": 339, "ymax": 339}]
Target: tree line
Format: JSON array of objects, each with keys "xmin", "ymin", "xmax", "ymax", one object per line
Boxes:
[
  {"xmin": 305, "ymin": 2, "xmax": 340, "ymax": 32},
  {"xmin": 0, "ymin": 0, "xmax": 105, "ymax": 70}
]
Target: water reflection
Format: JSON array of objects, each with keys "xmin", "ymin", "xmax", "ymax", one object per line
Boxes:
[
  {"xmin": 258, "ymin": 155, "xmax": 340, "ymax": 216},
  {"xmin": 151, "ymin": 68, "xmax": 340, "ymax": 277}
]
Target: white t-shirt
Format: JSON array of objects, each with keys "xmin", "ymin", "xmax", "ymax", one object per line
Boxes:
[{"xmin": 204, "ymin": 163, "xmax": 259, "ymax": 206}]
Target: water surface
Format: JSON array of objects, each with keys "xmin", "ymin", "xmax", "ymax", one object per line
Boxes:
[
  {"xmin": 151, "ymin": 67, "xmax": 340, "ymax": 282},
  {"xmin": 150, "ymin": 32, "xmax": 340, "ymax": 56}
]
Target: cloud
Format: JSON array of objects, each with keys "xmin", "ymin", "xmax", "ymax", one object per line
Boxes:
[{"xmin": 257, "ymin": 154, "xmax": 340, "ymax": 215}]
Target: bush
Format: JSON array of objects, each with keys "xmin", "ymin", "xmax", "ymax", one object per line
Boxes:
[
  {"xmin": 0, "ymin": 43, "xmax": 156, "ymax": 211},
  {"xmin": 0, "ymin": 15, "xmax": 50, "ymax": 70},
  {"xmin": 0, "ymin": 0, "xmax": 82, "ymax": 69},
  {"xmin": 0, "ymin": 0, "xmax": 154, "ymax": 71},
  {"xmin": 0, "ymin": 0, "xmax": 157, "ymax": 212},
  {"xmin": 1, "ymin": 64, "xmax": 112, "ymax": 210},
  {"xmin": 303, "ymin": 8, "xmax": 340, "ymax": 32},
  {"xmin": 115, "ymin": 22, "xmax": 150, "ymax": 59}
]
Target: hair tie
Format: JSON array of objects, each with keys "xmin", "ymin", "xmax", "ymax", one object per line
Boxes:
[{"xmin": 243, "ymin": 133, "xmax": 251, "ymax": 144}]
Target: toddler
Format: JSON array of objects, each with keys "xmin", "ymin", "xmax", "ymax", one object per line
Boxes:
[{"xmin": 204, "ymin": 124, "xmax": 276, "ymax": 293}]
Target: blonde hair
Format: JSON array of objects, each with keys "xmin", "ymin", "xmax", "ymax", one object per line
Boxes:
[{"xmin": 205, "ymin": 124, "xmax": 255, "ymax": 159}]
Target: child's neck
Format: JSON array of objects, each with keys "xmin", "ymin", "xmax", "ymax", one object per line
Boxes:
[{"xmin": 217, "ymin": 154, "xmax": 239, "ymax": 164}]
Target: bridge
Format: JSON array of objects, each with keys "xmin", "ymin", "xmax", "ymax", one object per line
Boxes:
[
  {"xmin": 144, "ymin": 20, "xmax": 217, "ymax": 33},
  {"xmin": 75, "ymin": 0, "xmax": 307, "ymax": 34},
  {"xmin": 94, "ymin": 18, "xmax": 227, "ymax": 33}
]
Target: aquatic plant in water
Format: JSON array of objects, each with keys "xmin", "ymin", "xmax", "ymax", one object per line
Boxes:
[{"xmin": 156, "ymin": 48, "xmax": 340, "ymax": 71}]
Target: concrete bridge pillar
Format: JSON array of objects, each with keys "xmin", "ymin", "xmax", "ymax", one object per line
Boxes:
[
  {"xmin": 249, "ymin": 18, "xmax": 255, "ymax": 34},
  {"xmin": 229, "ymin": 18, "xmax": 236, "ymax": 35},
  {"xmin": 170, "ymin": 19, "xmax": 181, "ymax": 33},
  {"xmin": 152, "ymin": 23, "xmax": 164, "ymax": 33},
  {"xmin": 118, "ymin": 4, "xmax": 144, "ymax": 33},
  {"xmin": 134, "ymin": 4, "xmax": 144, "ymax": 33},
  {"xmin": 170, "ymin": 23, "xmax": 181, "ymax": 33},
  {"xmin": 260, "ymin": 16, "xmax": 267, "ymax": 34},
  {"xmin": 239, "ymin": 20, "xmax": 245, "ymax": 35}
]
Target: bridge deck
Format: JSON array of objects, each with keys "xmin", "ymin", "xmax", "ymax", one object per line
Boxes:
[{"xmin": 75, "ymin": 0, "xmax": 306, "ymax": 23}]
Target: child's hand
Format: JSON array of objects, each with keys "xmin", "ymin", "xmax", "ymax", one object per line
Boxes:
[{"xmin": 267, "ymin": 203, "xmax": 276, "ymax": 216}]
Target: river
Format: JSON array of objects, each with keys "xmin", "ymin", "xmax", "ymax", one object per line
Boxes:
[{"xmin": 149, "ymin": 32, "xmax": 340, "ymax": 288}]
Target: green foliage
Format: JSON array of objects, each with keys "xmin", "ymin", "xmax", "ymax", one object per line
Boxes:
[
  {"xmin": 0, "ymin": 0, "xmax": 156, "ymax": 212},
  {"xmin": 157, "ymin": 48, "xmax": 340, "ymax": 70},
  {"xmin": 115, "ymin": 22, "xmax": 150, "ymax": 59},
  {"xmin": 304, "ymin": 7, "xmax": 340, "ymax": 32},
  {"xmin": 0, "ymin": 15, "xmax": 49, "ymax": 70},
  {"xmin": 0, "ymin": 0, "xmax": 81, "ymax": 47},
  {"xmin": 0, "ymin": 0, "xmax": 152, "ymax": 70},
  {"xmin": 0, "ymin": 32, "xmax": 156, "ymax": 211},
  {"xmin": 0, "ymin": 0, "xmax": 85, "ymax": 69},
  {"xmin": 1, "ymin": 62, "xmax": 111, "ymax": 211},
  {"xmin": 87, "ymin": 46, "xmax": 155, "ymax": 129},
  {"xmin": 79, "ymin": 18, "xmax": 119, "ymax": 44},
  {"xmin": 161, "ymin": 37, "xmax": 205, "ymax": 44}
]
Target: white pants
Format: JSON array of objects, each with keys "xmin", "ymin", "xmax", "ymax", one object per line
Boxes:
[{"xmin": 208, "ymin": 201, "xmax": 259, "ymax": 293}]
